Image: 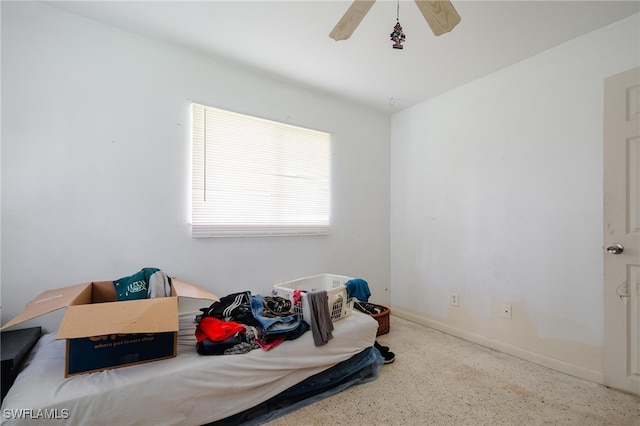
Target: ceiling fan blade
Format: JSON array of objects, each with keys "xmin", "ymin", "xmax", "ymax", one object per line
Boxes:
[
  {"xmin": 329, "ymin": 0, "xmax": 376, "ymax": 41},
  {"xmin": 414, "ymin": 0, "xmax": 461, "ymax": 36}
]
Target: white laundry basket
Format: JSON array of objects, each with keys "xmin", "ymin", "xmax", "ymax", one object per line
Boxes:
[{"xmin": 272, "ymin": 274, "xmax": 354, "ymax": 323}]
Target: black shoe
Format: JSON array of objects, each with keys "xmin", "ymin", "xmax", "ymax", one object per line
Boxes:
[
  {"xmin": 374, "ymin": 341, "xmax": 390, "ymax": 355},
  {"xmin": 383, "ymin": 351, "xmax": 395, "ymax": 364}
]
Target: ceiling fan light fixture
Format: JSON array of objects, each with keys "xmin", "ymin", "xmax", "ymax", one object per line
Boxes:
[{"xmin": 329, "ymin": 0, "xmax": 461, "ymax": 42}]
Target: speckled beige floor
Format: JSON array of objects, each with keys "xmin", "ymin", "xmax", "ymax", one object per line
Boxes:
[{"xmin": 265, "ymin": 316, "xmax": 640, "ymax": 426}]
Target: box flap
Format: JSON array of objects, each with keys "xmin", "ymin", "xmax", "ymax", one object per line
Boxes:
[
  {"xmin": 171, "ymin": 279, "xmax": 219, "ymax": 302},
  {"xmin": 56, "ymin": 297, "xmax": 178, "ymax": 339},
  {"xmin": 1, "ymin": 283, "xmax": 92, "ymax": 331},
  {"xmin": 1, "ymin": 278, "xmax": 217, "ymax": 334},
  {"xmin": 90, "ymin": 281, "xmax": 118, "ymax": 302}
]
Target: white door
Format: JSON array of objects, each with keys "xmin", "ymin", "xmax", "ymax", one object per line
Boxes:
[{"xmin": 604, "ymin": 67, "xmax": 640, "ymax": 396}]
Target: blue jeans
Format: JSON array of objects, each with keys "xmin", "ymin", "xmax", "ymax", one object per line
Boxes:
[{"xmin": 250, "ymin": 295, "xmax": 301, "ymax": 335}]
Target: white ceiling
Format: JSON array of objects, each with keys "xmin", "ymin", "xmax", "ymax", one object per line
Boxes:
[{"xmin": 48, "ymin": 0, "xmax": 640, "ymax": 114}]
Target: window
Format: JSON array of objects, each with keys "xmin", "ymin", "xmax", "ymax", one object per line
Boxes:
[{"xmin": 191, "ymin": 103, "xmax": 331, "ymax": 237}]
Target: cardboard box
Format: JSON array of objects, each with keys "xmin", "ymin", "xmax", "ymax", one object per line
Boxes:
[{"xmin": 1, "ymin": 279, "xmax": 219, "ymax": 377}]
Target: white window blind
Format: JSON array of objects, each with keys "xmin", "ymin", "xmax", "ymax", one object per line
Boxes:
[{"xmin": 191, "ymin": 103, "xmax": 331, "ymax": 237}]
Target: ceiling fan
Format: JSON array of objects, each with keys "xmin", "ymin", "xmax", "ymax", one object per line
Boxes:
[{"xmin": 329, "ymin": 0, "xmax": 461, "ymax": 41}]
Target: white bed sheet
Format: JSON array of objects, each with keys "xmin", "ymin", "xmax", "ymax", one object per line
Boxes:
[{"xmin": 1, "ymin": 310, "xmax": 378, "ymax": 426}]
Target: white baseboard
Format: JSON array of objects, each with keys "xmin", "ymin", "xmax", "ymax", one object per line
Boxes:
[{"xmin": 391, "ymin": 307, "xmax": 604, "ymax": 384}]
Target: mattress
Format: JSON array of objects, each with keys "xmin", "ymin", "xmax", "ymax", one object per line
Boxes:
[
  {"xmin": 212, "ymin": 345, "xmax": 383, "ymax": 425},
  {"xmin": 1, "ymin": 310, "xmax": 378, "ymax": 426}
]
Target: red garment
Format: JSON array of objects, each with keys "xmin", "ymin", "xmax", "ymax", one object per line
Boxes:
[
  {"xmin": 195, "ymin": 317, "xmax": 245, "ymax": 342},
  {"xmin": 293, "ymin": 289, "xmax": 304, "ymax": 305},
  {"xmin": 255, "ymin": 335, "xmax": 286, "ymax": 351}
]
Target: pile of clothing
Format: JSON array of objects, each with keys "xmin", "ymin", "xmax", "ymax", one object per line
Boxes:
[
  {"xmin": 353, "ymin": 301, "xmax": 386, "ymax": 316},
  {"xmin": 194, "ymin": 291, "xmax": 313, "ymax": 355}
]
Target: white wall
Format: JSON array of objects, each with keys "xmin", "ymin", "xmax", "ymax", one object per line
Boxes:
[
  {"xmin": 390, "ymin": 13, "xmax": 640, "ymax": 382},
  {"xmin": 0, "ymin": 2, "xmax": 391, "ymax": 331}
]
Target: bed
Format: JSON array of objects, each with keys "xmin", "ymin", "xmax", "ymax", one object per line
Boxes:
[{"xmin": 0, "ymin": 309, "xmax": 382, "ymax": 425}]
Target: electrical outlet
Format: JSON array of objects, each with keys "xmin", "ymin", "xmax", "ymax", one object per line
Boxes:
[
  {"xmin": 450, "ymin": 293, "xmax": 459, "ymax": 306},
  {"xmin": 501, "ymin": 303, "xmax": 512, "ymax": 319}
]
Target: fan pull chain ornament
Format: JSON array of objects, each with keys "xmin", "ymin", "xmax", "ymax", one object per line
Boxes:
[
  {"xmin": 390, "ymin": 1, "xmax": 405, "ymax": 49},
  {"xmin": 390, "ymin": 21, "xmax": 405, "ymax": 49}
]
